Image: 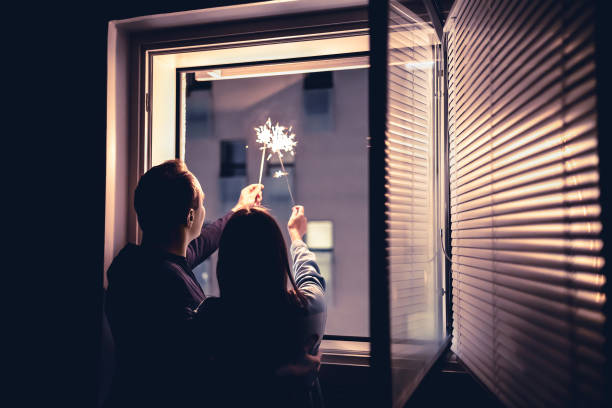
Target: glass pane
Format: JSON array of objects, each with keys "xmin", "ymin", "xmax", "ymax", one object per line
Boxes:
[
  {"xmin": 386, "ymin": 1, "xmax": 446, "ymax": 405},
  {"xmin": 306, "ymin": 221, "xmax": 334, "ymax": 250},
  {"xmin": 183, "ymin": 62, "xmax": 369, "ymax": 337}
]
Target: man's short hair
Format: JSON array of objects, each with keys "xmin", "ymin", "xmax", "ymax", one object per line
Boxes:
[{"xmin": 134, "ymin": 159, "xmax": 201, "ymax": 236}]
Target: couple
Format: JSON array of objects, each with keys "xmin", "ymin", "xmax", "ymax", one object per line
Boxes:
[{"xmin": 105, "ymin": 159, "xmax": 326, "ymax": 407}]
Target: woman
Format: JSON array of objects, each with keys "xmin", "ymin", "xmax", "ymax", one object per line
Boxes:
[{"xmin": 202, "ymin": 205, "xmax": 326, "ymax": 407}]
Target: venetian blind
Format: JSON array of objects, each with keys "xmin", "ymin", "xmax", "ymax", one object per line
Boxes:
[
  {"xmin": 386, "ymin": 2, "xmax": 441, "ymax": 406},
  {"xmin": 387, "ymin": 2, "xmax": 435, "ymax": 342},
  {"xmin": 446, "ymin": 0, "xmax": 606, "ymax": 407}
]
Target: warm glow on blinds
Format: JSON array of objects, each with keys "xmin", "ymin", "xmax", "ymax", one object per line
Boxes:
[
  {"xmin": 386, "ymin": 3, "xmax": 435, "ymax": 343},
  {"xmin": 447, "ymin": 0, "xmax": 605, "ymax": 407},
  {"xmin": 386, "ymin": 1, "xmax": 440, "ymax": 406}
]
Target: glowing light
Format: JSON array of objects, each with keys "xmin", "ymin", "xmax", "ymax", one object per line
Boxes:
[
  {"xmin": 404, "ymin": 61, "xmax": 434, "ymax": 69},
  {"xmin": 255, "ymin": 117, "xmax": 297, "ymax": 159},
  {"xmin": 254, "ymin": 117, "xmax": 297, "ymax": 205}
]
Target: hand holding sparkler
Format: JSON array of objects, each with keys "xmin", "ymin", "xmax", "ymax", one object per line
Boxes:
[
  {"xmin": 232, "ymin": 183, "xmax": 264, "ymax": 212},
  {"xmin": 287, "ymin": 205, "xmax": 307, "ymax": 242}
]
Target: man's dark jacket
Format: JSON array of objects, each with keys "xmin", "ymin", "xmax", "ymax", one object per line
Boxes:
[{"xmin": 105, "ymin": 213, "xmax": 231, "ymax": 407}]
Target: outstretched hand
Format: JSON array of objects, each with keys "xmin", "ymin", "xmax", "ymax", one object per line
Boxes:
[
  {"xmin": 287, "ymin": 205, "xmax": 307, "ymax": 242},
  {"xmin": 232, "ymin": 184, "xmax": 263, "ymax": 212}
]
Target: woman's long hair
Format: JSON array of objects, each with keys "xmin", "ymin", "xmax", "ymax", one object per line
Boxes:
[
  {"xmin": 212, "ymin": 208, "xmax": 313, "ymax": 400},
  {"xmin": 216, "ymin": 208, "xmax": 307, "ymax": 309}
]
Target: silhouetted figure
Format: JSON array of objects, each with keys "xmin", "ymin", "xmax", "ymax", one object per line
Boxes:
[
  {"xmin": 105, "ymin": 159, "xmax": 262, "ymax": 407},
  {"xmin": 201, "ymin": 206, "xmax": 326, "ymax": 407}
]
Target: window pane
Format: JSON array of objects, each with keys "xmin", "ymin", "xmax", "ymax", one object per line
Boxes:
[
  {"xmin": 306, "ymin": 221, "xmax": 333, "ymax": 250},
  {"xmin": 183, "ymin": 66, "xmax": 369, "ymax": 337},
  {"xmin": 220, "ymin": 140, "xmax": 247, "ymax": 177},
  {"xmin": 385, "ymin": 1, "xmax": 446, "ymax": 405},
  {"xmin": 185, "ymin": 73, "xmax": 213, "ymax": 139}
]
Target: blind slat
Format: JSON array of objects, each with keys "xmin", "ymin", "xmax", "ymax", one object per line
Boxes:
[
  {"xmin": 452, "ymin": 282, "xmax": 605, "ymax": 347},
  {"xmin": 451, "ymin": 247, "xmax": 603, "ymax": 272},
  {"xmin": 451, "ymin": 153, "xmax": 599, "ymax": 205},
  {"xmin": 451, "ymin": 262, "xmax": 604, "ymax": 310}
]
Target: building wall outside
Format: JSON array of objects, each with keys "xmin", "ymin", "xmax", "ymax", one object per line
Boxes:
[{"xmin": 185, "ymin": 68, "xmax": 369, "ymax": 337}]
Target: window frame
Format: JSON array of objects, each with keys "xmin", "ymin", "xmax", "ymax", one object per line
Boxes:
[
  {"xmin": 126, "ymin": 5, "xmax": 374, "ymax": 347},
  {"xmin": 123, "ymin": 7, "xmax": 369, "ymax": 246},
  {"xmin": 106, "ymin": 3, "xmax": 449, "ymax": 404}
]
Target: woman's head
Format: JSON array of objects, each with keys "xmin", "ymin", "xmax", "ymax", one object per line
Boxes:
[{"xmin": 216, "ymin": 208, "xmax": 304, "ymax": 307}]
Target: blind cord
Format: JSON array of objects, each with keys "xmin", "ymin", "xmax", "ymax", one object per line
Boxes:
[{"xmin": 439, "ymin": 228, "xmax": 452, "ymax": 263}]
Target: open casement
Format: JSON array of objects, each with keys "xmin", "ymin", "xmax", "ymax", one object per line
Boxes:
[
  {"xmin": 370, "ymin": 1, "xmax": 448, "ymax": 406},
  {"xmin": 445, "ymin": 0, "xmax": 605, "ymax": 406},
  {"xmin": 111, "ymin": 2, "xmax": 450, "ymax": 406}
]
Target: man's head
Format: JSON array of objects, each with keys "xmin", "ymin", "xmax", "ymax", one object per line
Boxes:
[{"xmin": 134, "ymin": 159, "xmax": 205, "ymax": 240}]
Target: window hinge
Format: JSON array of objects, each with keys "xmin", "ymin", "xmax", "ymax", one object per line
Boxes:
[
  {"xmin": 145, "ymin": 93, "xmax": 150, "ymax": 113},
  {"xmin": 440, "ymin": 288, "xmax": 446, "ymax": 296}
]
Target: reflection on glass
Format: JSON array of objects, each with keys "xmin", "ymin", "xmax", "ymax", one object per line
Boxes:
[
  {"xmin": 387, "ymin": 0, "xmax": 444, "ymax": 405},
  {"xmin": 183, "ymin": 66, "xmax": 369, "ymax": 337}
]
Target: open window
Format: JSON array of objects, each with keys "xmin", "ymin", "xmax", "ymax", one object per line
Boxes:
[
  {"xmin": 179, "ymin": 57, "xmax": 371, "ymax": 339},
  {"xmin": 106, "ymin": 1, "xmax": 449, "ymax": 405}
]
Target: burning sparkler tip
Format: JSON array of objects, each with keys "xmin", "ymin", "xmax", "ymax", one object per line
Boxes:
[{"xmin": 254, "ymin": 117, "xmax": 297, "ymax": 203}]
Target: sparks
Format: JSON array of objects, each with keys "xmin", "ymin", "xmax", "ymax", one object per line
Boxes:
[
  {"xmin": 255, "ymin": 117, "xmax": 297, "ymax": 205},
  {"xmin": 255, "ymin": 117, "xmax": 297, "ymax": 159},
  {"xmin": 254, "ymin": 118, "xmax": 273, "ymax": 149}
]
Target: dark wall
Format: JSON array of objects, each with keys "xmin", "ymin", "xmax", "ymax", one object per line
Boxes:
[
  {"xmin": 17, "ymin": 1, "xmax": 611, "ymax": 406},
  {"xmin": 594, "ymin": 0, "xmax": 612, "ymax": 403},
  {"xmin": 18, "ymin": 2, "xmax": 264, "ymax": 407}
]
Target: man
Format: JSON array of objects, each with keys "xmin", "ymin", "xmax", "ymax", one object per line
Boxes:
[{"xmin": 105, "ymin": 159, "xmax": 263, "ymax": 407}]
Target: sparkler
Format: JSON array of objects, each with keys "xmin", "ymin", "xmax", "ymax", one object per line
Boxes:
[
  {"xmin": 254, "ymin": 117, "xmax": 297, "ymax": 205},
  {"xmin": 255, "ymin": 118, "xmax": 272, "ymax": 185}
]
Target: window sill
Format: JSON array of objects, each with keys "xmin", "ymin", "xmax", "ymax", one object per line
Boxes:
[{"xmin": 321, "ymin": 339, "xmax": 370, "ymax": 366}]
